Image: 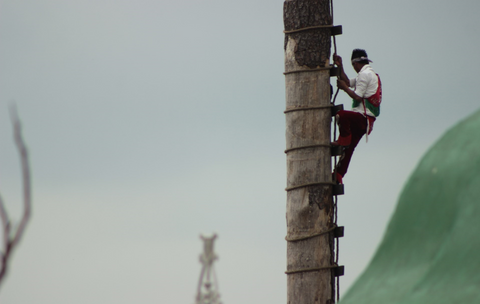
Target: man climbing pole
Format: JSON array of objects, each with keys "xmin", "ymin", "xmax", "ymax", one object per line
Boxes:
[{"xmin": 332, "ymin": 49, "xmax": 382, "ymax": 184}]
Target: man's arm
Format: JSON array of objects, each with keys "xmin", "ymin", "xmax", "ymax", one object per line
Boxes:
[
  {"xmin": 333, "ymin": 54, "xmax": 350, "ymax": 84},
  {"xmin": 336, "ymin": 79, "xmax": 363, "ymax": 102}
]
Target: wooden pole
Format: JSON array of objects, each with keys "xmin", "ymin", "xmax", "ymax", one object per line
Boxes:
[{"xmin": 283, "ymin": 0, "xmax": 335, "ymax": 303}]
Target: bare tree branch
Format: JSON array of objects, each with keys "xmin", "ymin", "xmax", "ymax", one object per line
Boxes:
[
  {"xmin": 9, "ymin": 105, "xmax": 31, "ymax": 247},
  {"xmin": 0, "ymin": 194, "xmax": 11, "ymax": 255},
  {"xmin": 0, "ymin": 105, "xmax": 32, "ymax": 287}
]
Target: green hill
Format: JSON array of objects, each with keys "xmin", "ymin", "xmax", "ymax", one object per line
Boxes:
[{"xmin": 340, "ymin": 109, "xmax": 480, "ymax": 304}]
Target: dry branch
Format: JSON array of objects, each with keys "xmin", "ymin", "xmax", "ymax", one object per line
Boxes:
[{"xmin": 0, "ymin": 106, "xmax": 31, "ymax": 287}]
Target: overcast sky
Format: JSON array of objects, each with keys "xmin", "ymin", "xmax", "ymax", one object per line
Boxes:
[{"xmin": 0, "ymin": 0, "xmax": 479, "ymax": 303}]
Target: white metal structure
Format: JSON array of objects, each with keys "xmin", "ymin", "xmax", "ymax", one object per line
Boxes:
[{"xmin": 195, "ymin": 234, "xmax": 222, "ymax": 304}]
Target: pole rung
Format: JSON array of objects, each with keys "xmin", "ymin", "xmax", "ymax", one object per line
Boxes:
[
  {"xmin": 333, "ymin": 265, "xmax": 345, "ymax": 277},
  {"xmin": 332, "ymin": 184, "xmax": 344, "ymax": 196},
  {"xmin": 331, "ymin": 145, "xmax": 343, "ymax": 156},
  {"xmin": 330, "ymin": 25, "xmax": 342, "ymax": 36},
  {"xmin": 333, "ymin": 226, "xmax": 344, "ymax": 238},
  {"xmin": 330, "ymin": 66, "xmax": 340, "ymax": 77},
  {"xmin": 331, "ymin": 104, "xmax": 343, "ymax": 116}
]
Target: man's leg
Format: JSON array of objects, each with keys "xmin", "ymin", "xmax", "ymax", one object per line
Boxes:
[
  {"xmin": 333, "ymin": 110, "xmax": 359, "ymax": 146},
  {"xmin": 335, "ymin": 111, "xmax": 368, "ymax": 178}
]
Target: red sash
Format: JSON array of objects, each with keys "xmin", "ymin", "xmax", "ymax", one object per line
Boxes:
[{"xmin": 366, "ymin": 74, "xmax": 382, "ymax": 107}]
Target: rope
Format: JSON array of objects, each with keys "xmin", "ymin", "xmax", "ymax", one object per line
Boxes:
[
  {"xmin": 284, "ymin": 66, "xmax": 333, "ymax": 75},
  {"xmin": 284, "ymin": 105, "xmax": 332, "ymax": 114},
  {"xmin": 285, "ymin": 265, "xmax": 338, "ymax": 275},
  {"xmin": 283, "ymin": 24, "xmax": 334, "ymax": 34},
  {"xmin": 285, "ymin": 182, "xmax": 335, "ymax": 192},
  {"xmin": 285, "ymin": 225, "xmax": 337, "ymax": 242},
  {"xmin": 330, "ymin": 0, "xmax": 341, "ymax": 301},
  {"xmin": 284, "ymin": 144, "xmax": 331, "ymax": 154}
]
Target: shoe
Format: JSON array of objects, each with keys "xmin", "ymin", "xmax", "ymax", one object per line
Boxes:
[{"xmin": 331, "ymin": 134, "xmax": 351, "ymax": 147}]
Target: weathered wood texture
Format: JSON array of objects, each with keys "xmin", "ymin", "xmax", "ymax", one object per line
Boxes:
[
  {"xmin": 284, "ymin": 0, "xmax": 334, "ymax": 303},
  {"xmin": 284, "ymin": 0, "xmax": 332, "ymax": 68}
]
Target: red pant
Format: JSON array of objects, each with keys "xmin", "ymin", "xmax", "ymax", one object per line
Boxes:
[{"xmin": 335, "ymin": 110, "xmax": 375, "ymax": 177}]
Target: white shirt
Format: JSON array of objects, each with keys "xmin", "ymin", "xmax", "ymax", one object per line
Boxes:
[{"xmin": 349, "ymin": 64, "xmax": 378, "ymax": 117}]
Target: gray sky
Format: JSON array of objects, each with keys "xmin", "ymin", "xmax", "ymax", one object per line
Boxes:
[{"xmin": 0, "ymin": 0, "xmax": 479, "ymax": 303}]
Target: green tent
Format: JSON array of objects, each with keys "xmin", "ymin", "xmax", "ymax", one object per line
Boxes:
[{"xmin": 340, "ymin": 109, "xmax": 480, "ymax": 304}]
